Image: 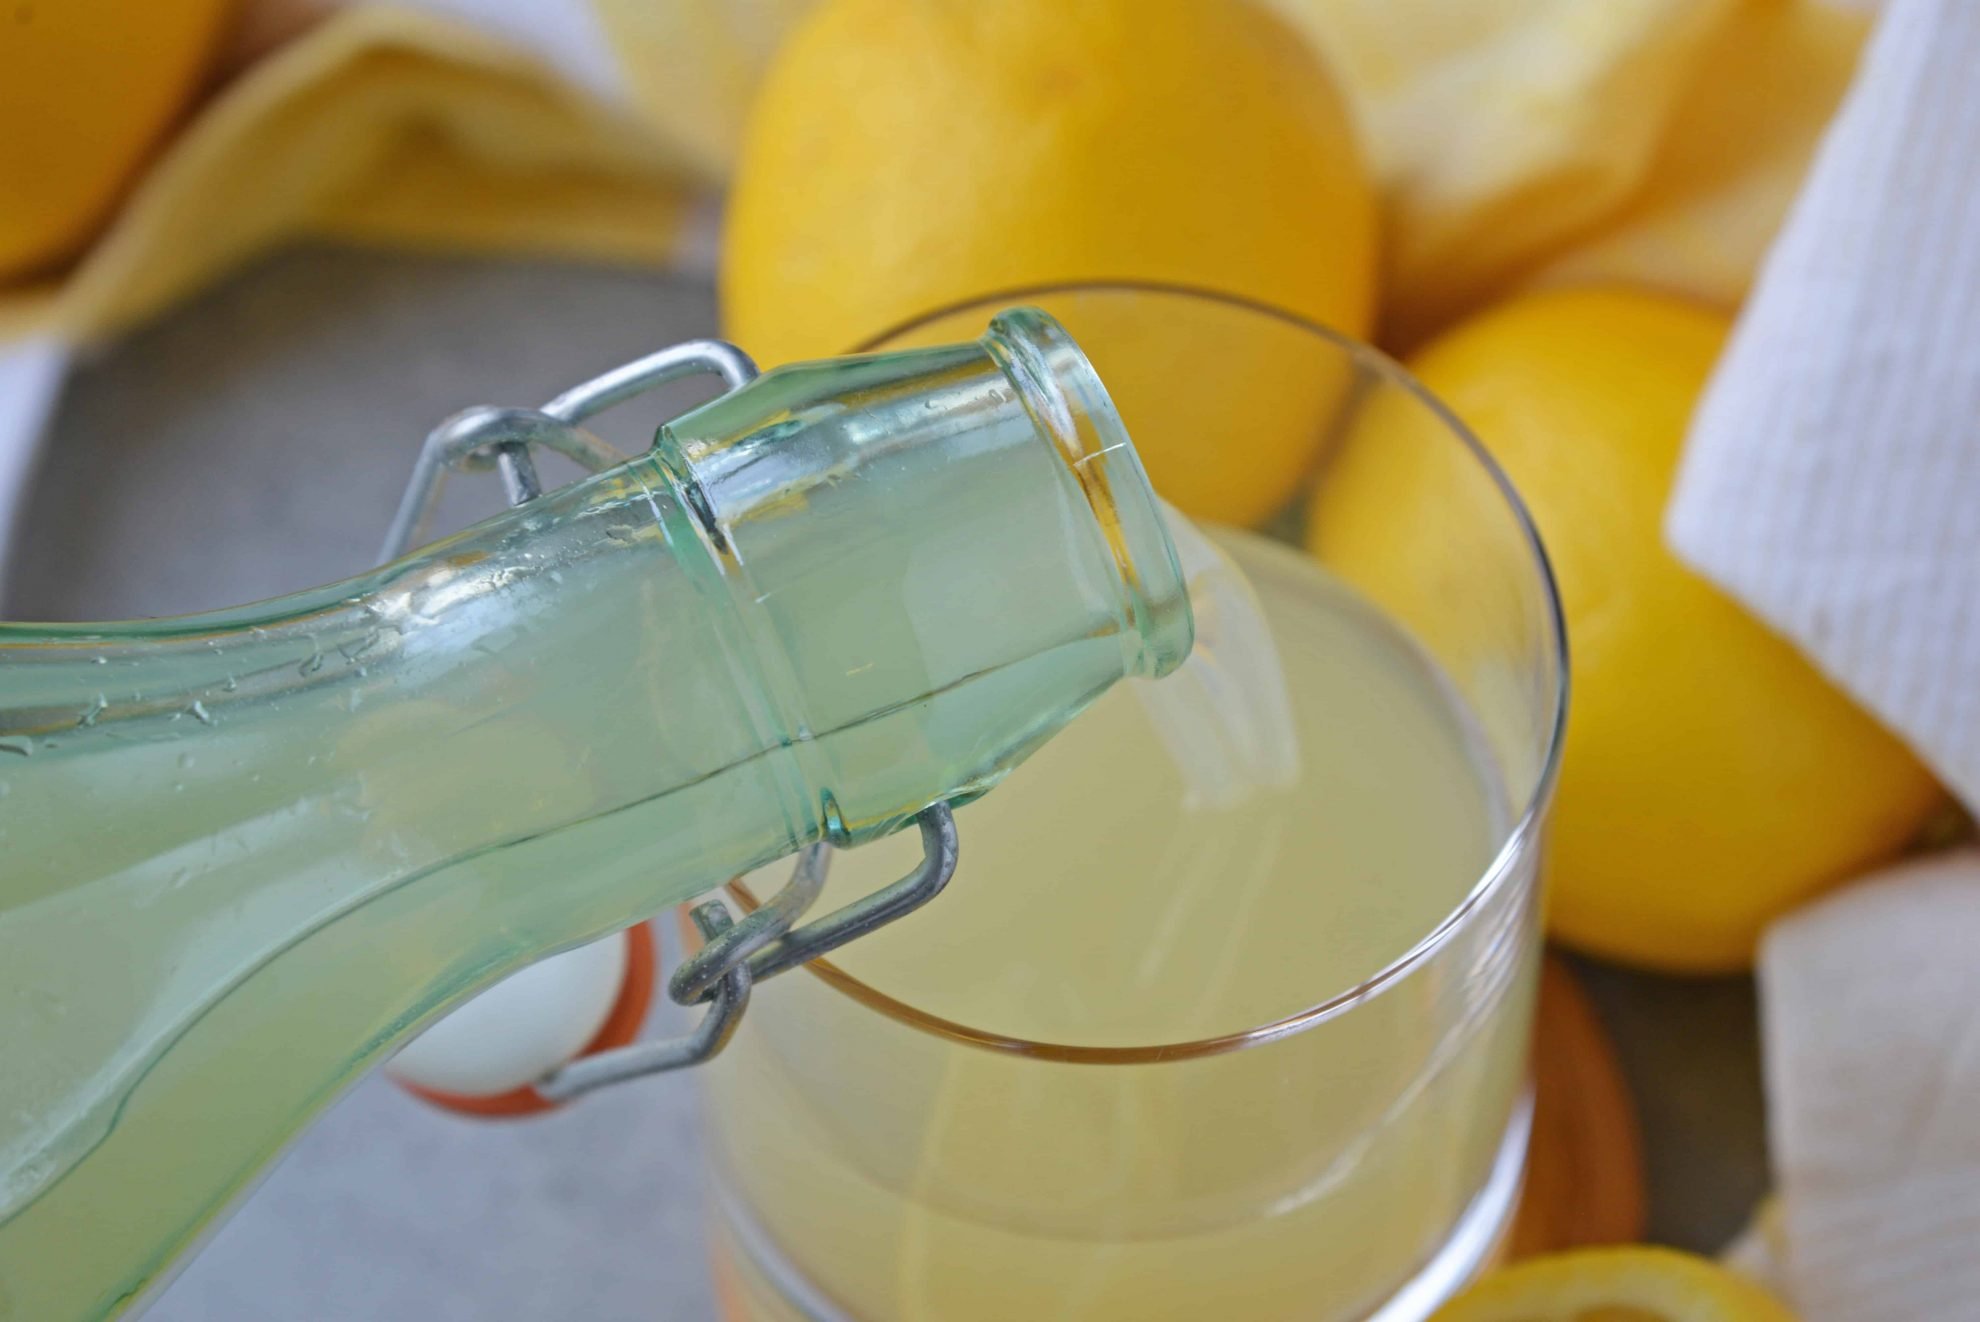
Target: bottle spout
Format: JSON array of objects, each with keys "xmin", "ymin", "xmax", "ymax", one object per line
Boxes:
[{"xmin": 981, "ymin": 307, "xmax": 1195, "ymax": 681}]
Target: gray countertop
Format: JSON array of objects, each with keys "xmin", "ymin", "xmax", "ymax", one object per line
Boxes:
[{"xmin": 3, "ymin": 247, "xmax": 1769, "ymax": 1320}]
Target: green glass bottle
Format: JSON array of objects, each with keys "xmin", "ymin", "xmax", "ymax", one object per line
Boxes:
[{"xmin": 0, "ymin": 309, "xmax": 1191, "ymax": 1319}]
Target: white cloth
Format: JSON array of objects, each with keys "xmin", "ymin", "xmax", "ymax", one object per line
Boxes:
[
  {"xmin": 1668, "ymin": 0, "xmax": 1980, "ymax": 812},
  {"xmin": 1758, "ymin": 852, "xmax": 1980, "ymax": 1321},
  {"xmin": 0, "ymin": 341, "xmax": 69, "ymax": 564}
]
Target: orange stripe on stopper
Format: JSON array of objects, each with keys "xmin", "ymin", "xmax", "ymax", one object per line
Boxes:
[{"xmin": 401, "ymin": 921, "xmax": 658, "ymax": 1119}]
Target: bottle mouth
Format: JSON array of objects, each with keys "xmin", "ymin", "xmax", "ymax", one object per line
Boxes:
[{"xmin": 981, "ymin": 307, "xmax": 1195, "ymax": 679}]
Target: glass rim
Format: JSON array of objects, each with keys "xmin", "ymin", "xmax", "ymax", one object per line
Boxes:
[{"xmin": 734, "ymin": 279, "xmax": 1568, "ymax": 1065}]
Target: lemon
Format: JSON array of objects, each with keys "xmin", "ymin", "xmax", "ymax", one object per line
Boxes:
[
  {"xmin": 721, "ymin": 0, "xmax": 1377, "ymax": 526},
  {"xmin": 1430, "ymin": 1246, "xmax": 1797, "ymax": 1322},
  {"xmin": 0, "ymin": 0, "xmax": 234, "ymax": 279},
  {"xmin": 1310, "ymin": 287, "xmax": 1942, "ymax": 972}
]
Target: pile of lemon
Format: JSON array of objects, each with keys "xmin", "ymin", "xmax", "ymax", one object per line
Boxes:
[
  {"xmin": 721, "ymin": 1, "xmax": 1944, "ymax": 1312},
  {"xmin": 722, "ymin": 0, "xmax": 1941, "ymax": 980}
]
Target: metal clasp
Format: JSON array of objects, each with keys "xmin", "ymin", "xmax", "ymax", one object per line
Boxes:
[
  {"xmin": 384, "ymin": 340, "xmax": 963, "ymax": 1096},
  {"xmin": 379, "ymin": 338, "xmax": 758, "ymax": 562},
  {"xmin": 539, "ymin": 804, "xmax": 957, "ymax": 1102}
]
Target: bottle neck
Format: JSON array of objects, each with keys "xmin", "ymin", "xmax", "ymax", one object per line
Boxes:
[{"xmin": 653, "ymin": 306, "xmax": 1193, "ymax": 836}]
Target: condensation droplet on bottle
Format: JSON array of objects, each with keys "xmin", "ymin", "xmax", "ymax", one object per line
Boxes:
[
  {"xmin": 77, "ymin": 694, "xmax": 108, "ymax": 728},
  {"xmin": 0, "ymin": 736, "xmax": 33, "ymax": 757},
  {"xmin": 222, "ymin": 675, "xmax": 240, "ymax": 693},
  {"xmin": 91, "ymin": 655, "xmax": 107, "ymax": 666},
  {"xmin": 299, "ymin": 650, "xmax": 325, "ymax": 677},
  {"xmin": 189, "ymin": 701, "xmax": 214, "ymax": 726},
  {"xmin": 178, "ymin": 752, "xmax": 196, "ymax": 771},
  {"xmin": 345, "ymin": 689, "xmax": 362, "ymax": 712}
]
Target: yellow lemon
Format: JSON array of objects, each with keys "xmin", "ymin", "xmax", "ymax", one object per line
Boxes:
[
  {"xmin": 721, "ymin": 0, "xmax": 1377, "ymax": 526},
  {"xmin": 1430, "ymin": 1246, "xmax": 1797, "ymax": 1322},
  {"xmin": 1310, "ymin": 287, "xmax": 1942, "ymax": 972},
  {"xmin": 0, "ymin": 0, "xmax": 234, "ymax": 280}
]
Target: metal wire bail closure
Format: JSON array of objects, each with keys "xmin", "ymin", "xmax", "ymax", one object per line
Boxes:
[
  {"xmin": 383, "ymin": 340, "xmax": 964, "ymax": 1097},
  {"xmin": 379, "ymin": 338, "xmax": 759, "ymax": 563}
]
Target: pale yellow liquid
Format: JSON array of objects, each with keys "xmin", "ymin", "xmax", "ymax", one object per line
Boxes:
[{"xmin": 706, "ymin": 530, "xmax": 1540, "ymax": 1321}]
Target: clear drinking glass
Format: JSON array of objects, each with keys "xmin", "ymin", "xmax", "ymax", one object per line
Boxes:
[{"xmin": 698, "ymin": 284, "xmax": 1567, "ymax": 1321}]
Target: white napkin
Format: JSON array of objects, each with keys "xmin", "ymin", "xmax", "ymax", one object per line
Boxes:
[
  {"xmin": 1757, "ymin": 853, "xmax": 1980, "ymax": 1321},
  {"xmin": 1670, "ymin": 2, "xmax": 1980, "ymax": 1317},
  {"xmin": 1667, "ymin": 0, "xmax": 1980, "ymax": 811}
]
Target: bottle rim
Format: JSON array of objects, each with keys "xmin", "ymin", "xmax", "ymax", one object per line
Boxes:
[{"xmin": 979, "ymin": 306, "xmax": 1195, "ymax": 682}]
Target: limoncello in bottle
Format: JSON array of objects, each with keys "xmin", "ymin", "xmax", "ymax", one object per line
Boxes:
[{"xmin": 0, "ymin": 311, "xmax": 1192, "ymax": 1319}]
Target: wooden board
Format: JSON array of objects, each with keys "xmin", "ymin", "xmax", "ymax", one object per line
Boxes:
[{"xmin": 1510, "ymin": 953, "xmax": 1648, "ymax": 1257}]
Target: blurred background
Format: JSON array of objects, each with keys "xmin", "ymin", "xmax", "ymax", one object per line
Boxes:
[{"xmin": 4, "ymin": 1, "xmax": 1976, "ymax": 1318}]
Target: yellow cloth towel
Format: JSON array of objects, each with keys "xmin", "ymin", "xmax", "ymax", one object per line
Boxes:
[
  {"xmin": 0, "ymin": 4, "xmax": 697, "ymax": 347},
  {"xmin": 0, "ymin": 0, "xmax": 1868, "ymax": 352},
  {"xmin": 1267, "ymin": 0, "xmax": 1869, "ymax": 340}
]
